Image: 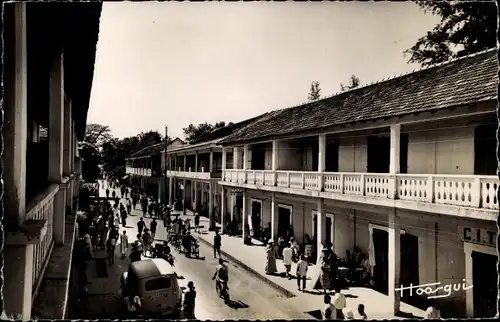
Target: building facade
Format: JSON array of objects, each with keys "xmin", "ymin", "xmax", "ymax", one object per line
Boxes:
[
  {"xmin": 217, "ymin": 50, "xmax": 498, "ymax": 318},
  {"xmin": 126, "ymin": 138, "xmax": 185, "ymax": 203},
  {"xmin": 3, "ymin": 2, "xmax": 101, "ymax": 319}
]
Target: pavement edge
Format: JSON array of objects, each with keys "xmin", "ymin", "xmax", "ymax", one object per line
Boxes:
[{"xmin": 197, "ymin": 236, "xmax": 296, "ymax": 299}]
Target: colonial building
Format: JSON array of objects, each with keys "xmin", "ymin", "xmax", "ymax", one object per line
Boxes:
[
  {"xmin": 218, "ymin": 49, "xmax": 498, "ymax": 318},
  {"xmin": 165, "ymin": 116, "xmax": 267, "ymax": 229},
  {"xmin": 126, "ymin": 137, "xmax": 185, "ymax": 202},
  {"xmin": 3, "ymin": 2, "xmax": 101, "ymax": 320}
]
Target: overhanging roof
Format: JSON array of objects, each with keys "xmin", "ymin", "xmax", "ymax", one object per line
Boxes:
[{"xmin": 220, "ymin": 48, "xmax": 498, "ymax": 145}]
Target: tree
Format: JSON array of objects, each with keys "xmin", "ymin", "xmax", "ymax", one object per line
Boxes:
[
  {"xmin": 340, "ymin": 75, "xmax": 361, "ymax": 92},
  {"xmin": 84, "ymin": 123, "xmax": 113, "ymax": 147},
  {"xmin": 136, "ymin": 130, "xmax": 165, "ymax": 151},
  {"xmin": 79, "ymin": 141, "xmax": 102, "ymax": 182},
  {"xmin": 308, "ymin": 81, "xmax": 321, "ymax": 101},
  {"xmin": 405, "ymin": 1, "xmax": 497, "ymax": 67},
  {"xmin": 183, "ymin": 121, "xmax": 232, "ymax": 143}
]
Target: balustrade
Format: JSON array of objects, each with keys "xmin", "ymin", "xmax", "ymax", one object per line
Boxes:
[
  {"xmin": 221, "ymin": 169, "xmax": 498, "ymax": 210},
  {"xmin": 27, "ymin": 184, "xmax": 57, "ymax": 296}
]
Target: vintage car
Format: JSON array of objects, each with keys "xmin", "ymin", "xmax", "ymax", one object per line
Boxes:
[{"xmin": 120, "ymin": 258, "xmax": 182, "ymax": 318}]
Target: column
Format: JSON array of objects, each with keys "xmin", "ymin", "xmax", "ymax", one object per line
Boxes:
[
  {"xmin": 49, "ymin": 46, "xmax": 66, "ymax": 246},
  {"xmin": 195, "ymin": 152, "xmax": 198, "ymax": 172},
  {"xmin": 242, "ymin": 189, "xmax": 247, "ymax": 242},
  {"xmin": 230, "ymin": 192, "xmax": 235, "ymax": 221},
  {"xmin": 184, "ymin": 154, "xmax": 187, "ymax": 171},
  {"xmin": 209, "ymin": 150, "xmax": 214, "ymax": 172},
  {"xmin": 388, "ymin": 209, "xmax": 401, "ymax": 315},
  {"xmin": 209, "ymin": 182, "xmax": 215, "ymax": 230},
  {"xmin": 243, "ymin": 144, "xmax": 249, "ymax": 170},
  {"xmin": 193, "ymin": 181, "xmax": 198, "ymax": 211},
  {"xmin": 63, "ymin": 97, "xmax": 73, "ymax": 210},
  {"xmin": 3, "ymin": 4, "xmax": 33, "ymax": 319},
  {"xmin": 270, "ymin": 193, "xmax": 276, "ymax": 240},
  {"xmin": 233, "ymin": 147, "xmax": 240, "ymax": 169},
  {"xmin": 169, "ymin": 177, "xmax": 173, "ymax": 205},
  {"xmin": 318, "ymin": 134, "xmax": 326, "ymax": 191},
  {"xmin": 221, "ymin": 188, "xmax": 226, "ymax": 233},
  {"xmin": 316, "ymin": 198, "xmax": 326, "ymax": 262},
  {"xmin": 222, "ymin": 148, "xmax": 227, "ymax": 170},
  {"xmin": 182, "ymin": 179, "xmax": 186, "ymax": 212},
  {"xmin": 271, "ymin": 140, "xmax": 277, "ymax": 185},
  {"xmin": 389, "ymin": 124, "xmax": 401, "ymax": 198}
]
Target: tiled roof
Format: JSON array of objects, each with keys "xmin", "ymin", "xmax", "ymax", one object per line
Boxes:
[
  {"xmin": 220, "ymin": 48, "xmax": 498, "ymax": 145},
  {"xmin": 129, "ymin": 138, "xmax": 185, "ymax": 158}
]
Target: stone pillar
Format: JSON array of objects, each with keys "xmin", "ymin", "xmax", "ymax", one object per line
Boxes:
[
  {"xmin": 193, "ymin": 181, "xmax": 198, "ymax": 211},
  {"xmin": 243, "ymin": 144, "xmax": 249, "ymax": 170},
  {"xmin": 242, "ymin": 189, "xmax": 247, "ymax": 242},
  {"xmin": 316, "ymin": 198, "xmax": 326, "ymax": 261},
  {"xmin": 184, "ymin": 154, "xmax": 187, "ymax": 171},
  {"xmin": 168, "ymin": 177, "xmax": 173, "ymax": 205},
  {"xmin": 182, "ymin": 179, "xmax": 186, "ymax": 211},
  {"xmin": 195, "ymin": 152, "xmax": 198, "ymax": 172},
  {"xmin": 270, "ymin": 193, "xmax": 276, "ymax": 241},
  {"xmin": 271, "ymin": 140, "xmax": 277, "ymax": 185},
  {"xmin": 222, "ymin": 148, "xmax": 227, "ymax": 170},
  {"xmin": 230, "ymin": 192, "xmax": 235, "ymax": 221},
  {"xmin": 49, "ymin": 46, "xmax": 66, "ymax": 246},
  {"xmin": 221, "ymin": 188, "xmax": 226, "ymax": 233},
  {"xmin": 209, "ymin": 150, "xmax": 214, "ymax": 173},
  {"xmin": 233, "ymin": 147, "xmax": 240, "ymax": 169},
  {"xmin": 63, "ymin": 97, "xmax": 73, "ymax": 211},
  {"xmin": 3, "ymin": 4, "xmax": 34, "ymax": 319},
  {"xmin": 318, "ymin": 134, "xmax": 325, "ymax": 191},
  {"xmin": 390, "ymin": 124, "xmax": 401, "ymax": 198},
  {"xmin": 209, "ymin": 182, "xmax": 215, "ymax": 230},
  {"xmin": 388, "ymin": 209, "xmax": 401, "ymax": 315}
]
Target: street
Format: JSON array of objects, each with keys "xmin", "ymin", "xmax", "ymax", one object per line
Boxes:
[{"xmin": 69, "ymin": 181, "xmax": 314, "ymax": 320}]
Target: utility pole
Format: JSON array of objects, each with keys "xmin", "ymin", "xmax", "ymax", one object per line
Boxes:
[{"xmin": 164, "ymin": 125, "xmax": 168, "ymax": 205}]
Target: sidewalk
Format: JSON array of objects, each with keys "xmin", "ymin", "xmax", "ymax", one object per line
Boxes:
[{"xmin": 177, "ymin": 209, "xmax": 425, "ymax": 320}]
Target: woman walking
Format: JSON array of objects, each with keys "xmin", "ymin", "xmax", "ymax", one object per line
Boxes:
[{"xmin": 265, "ymin": 240, "xmax": 278, "ymax": 275}]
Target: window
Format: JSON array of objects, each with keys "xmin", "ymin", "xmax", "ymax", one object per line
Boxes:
[{"xmin": 145, "ymin": 277, "xmax": 172, "ymax": 291}]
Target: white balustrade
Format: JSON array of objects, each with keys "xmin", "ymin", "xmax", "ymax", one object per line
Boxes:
[
  {"xmin": 28, "ymin": 184, "xmax": 57, "ymax": 295},
  {"xmin": 220, "ymin": 169, "xmax": 498, "ymax": 210}
]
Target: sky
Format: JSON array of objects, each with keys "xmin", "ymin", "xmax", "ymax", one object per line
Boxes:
[{"xmin": 87, "ymin": 1, "xmax": 440, "ymax": 140}]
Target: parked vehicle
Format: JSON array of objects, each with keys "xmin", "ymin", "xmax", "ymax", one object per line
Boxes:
[{"xmin": 120, "ymin": 258, "xmax": 182, "ymax": 318}]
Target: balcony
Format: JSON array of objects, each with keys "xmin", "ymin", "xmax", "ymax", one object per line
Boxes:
[
  {"xmin": 167, "ymin": 167, "xmax": 221, "ymax": 180},
  {"xmin": 222, "ymin": 169, "xmax": 499, "ymax": 217},
  {"xmin": 126, "ymin": 167, "xmax": 152, "ymax": 177}
]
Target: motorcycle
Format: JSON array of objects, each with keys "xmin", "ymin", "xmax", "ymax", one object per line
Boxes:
[{"xmin": 215, "ymin": 279, "xmax": 230, "ymax": 303}]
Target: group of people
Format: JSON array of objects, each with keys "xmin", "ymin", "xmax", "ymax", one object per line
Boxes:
[{"xmin": 322, "ymin": 291, "xmax": 367, "ymax": 320}]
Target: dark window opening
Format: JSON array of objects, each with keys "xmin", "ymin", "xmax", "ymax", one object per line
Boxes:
[
  {"xmin": 145, "ymin": 277, "xmax": 172, "ymax": 291},
  {"xmin": 325, "ymin": 141, "xmax": 339, "ymax": 172},
  {"xmin": 474, "ymin": 124, "xmax": 497, "ymax": 175}
]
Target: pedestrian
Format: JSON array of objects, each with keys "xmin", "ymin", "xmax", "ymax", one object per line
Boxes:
[
  {"xmin": 184, "ymin": 218, "xmax": 191, "ymax": 232},
  {"xmin": 112, "ymin": 190, "xmax": 116, "ymax": 199},
  {"xmin": 304, "ymin": 234, "xmax": 313, "ymax": 264},
  {"xmin": 296, "ymin": 254, "xmax": 308, "ymax": 292},
  {"xmin": 194, "ymin": 212, "xmax": 200, "ymax": 232},
  {"xmin": 183, "ymin": 281, "xmax": 197, "ymax": 319},
  {"xmin": 283, "ymin": 242, "xmax": 293, "ymax": 279},
  {"xmin": 265, "ymin": 240, "xmax": 278, "ymax": 275},
  {"xmin": 106, "ymin": 188, "xmax": 110, "ymax": 199},
  {"xmin": 355, "ymin": 304, "xmax": 367, "ymax": 320},
  {"xmin": 142, "ymin": 229, "xmax": 152, "ymax": 257},
  {"xmin": 106, "ymin": 228, "xmax": 117, "ymax": 265},
  {"xmin": 132, "ymin": 194, "xmax": 137, "ymax": 209},
  {"xmin": 137, "ymin": 217, "xmax": 145, "ymax": 236},
  {"xmin": 126, "ymin": 198, "xmax": 132, "ymax": 215},
  {"xmin": 332, "ymin": 286, "xmax": 346, "ymax": 319},
  {"xmin": 214, "ymin": 230, "xmax": 222, "ymax": 258},
  {"xmin": 129, "ymin": 244, "xmax": 142, "ymax": 263},
  {"xmin": 423, "ymin": 300, "xmax": 441, "ymax": 319},
  {"xmin": 322, "ymin": 294, "xmax": 335, "ymax": 320},
  {"xmin": 114, "ymin": 214, "xmax": 121, "ymax": 229},
  {"xmin": 135, "ymin": 233, "xmax": 144, "ymax": 254},
  {"xmin": 320, "ymin": 246, "xmax": 331, "ymax": 294},
  {"xmin": 120, "ymin": 207, "xmax": 127, "ymax": 227},
  {"xmin": 141, "ymin": 197, "xmax": 148, "ymax": 217},
  {"xmin": 150, "ymin": 218, "xmax": 157, "ymax": 242},
  {"xmin": 119, "ymin": 230, "xmax": 129, "ymax": 259}
]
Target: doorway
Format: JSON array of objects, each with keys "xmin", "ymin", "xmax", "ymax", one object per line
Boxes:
[
  {"xmin": 472, "ymin": 251, "xmax": 498, "ymax": 317},
  {"xmin": 251, "ymin": 199, "xmax": 262, "ymax": 238},
  {"xmin": 312, "ymin": 211, "xmax": 334, "ymax": 247},
  {"xmin": 278, "ymin": 205, "xmax": 292, "ymax": 238},
  {"xmin": 400, "ymin": 234, "xmax": 422, "ymax": 308},
  {"xmin": 372, "ymin": 228, "xmax": 389, "ymax": 295}
]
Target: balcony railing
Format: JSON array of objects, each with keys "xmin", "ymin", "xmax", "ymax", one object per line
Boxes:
[
  {"xmin": 27, "ymin": 183, "xmax": 58, "ymax": 296},
  {"xmin": 222, "ymin": 169, "xmax": 499, "ymax": 210},
  {"xmin": 126, "ymin": 167, "xmax": 152, "ymax": 176},
  {"xmin": 167, "ymin": 166, "xmax": 218, "ymax": 180}
]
